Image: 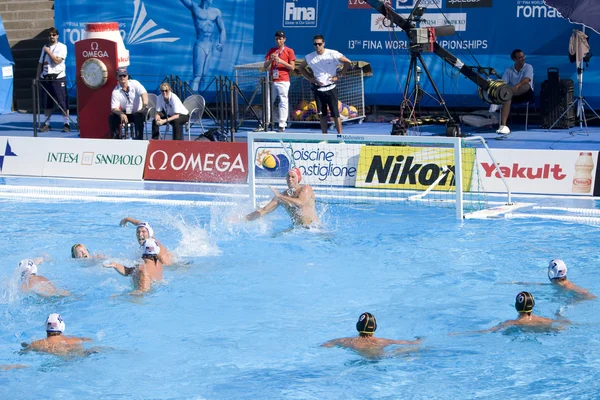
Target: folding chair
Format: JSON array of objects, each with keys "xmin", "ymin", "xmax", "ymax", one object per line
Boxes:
[
  {"xmin": 145, "ymin": 93, "xmax": 158, "ymax": 139},
  {"xmin": 182, "ymin": 95, "xmax": 206, "ymax": 141}
]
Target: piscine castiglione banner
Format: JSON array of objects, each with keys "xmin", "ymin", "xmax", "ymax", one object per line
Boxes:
[{"xmin": 55, "ymin": 0, "xmax": 599, "ymax": 107}]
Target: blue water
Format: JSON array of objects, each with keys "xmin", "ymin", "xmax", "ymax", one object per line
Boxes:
[{"xmin": 1, "ymin": 184, "xmax": 600, "ymax": 399}]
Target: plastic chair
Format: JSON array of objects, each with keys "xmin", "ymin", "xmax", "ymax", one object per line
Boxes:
[
  {"xmin": 145, "ymin": 93, "xmax": 158, "ymax": 139},
  {"xmin": 182, "ymin": 95, "xmax": 206, "ymax": 141},
  {"xmin": 511, "ymin": 90, "xmax": 535, "ymax": 131}
]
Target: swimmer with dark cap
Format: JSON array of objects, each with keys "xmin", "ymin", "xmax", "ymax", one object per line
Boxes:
[
  {"xmin": 119, "ymin": 217, "xmax": 172, "ymax": 265},
  {"xmin": 548, "ymin": 259, "xmax": 596, "ymax": 300},
  {"xmin": 104, "ymin": 238, "xmax": 163, "ymax": 295},
  {"xmin": 454, "ymin": 292, "xmax": 571, "ymax": 335},
  {"xmin": 246, "ymin": 168, "xmax": 319, "ymax": 227},
  {"xmin": 21, "ymin": 313, "xmax": 93, "ymax": 356},
  {"xmin": 18, "ymin": 259, "xmax": 70, "ymax": 297},
  {"xmin": 321, "ymin": 312, "xmax": 422, "ymax": 358}
]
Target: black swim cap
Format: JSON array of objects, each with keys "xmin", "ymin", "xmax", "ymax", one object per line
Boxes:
[
  {"xmin": 356, "ymin": 312, "xmax": 377, "ymax": 334},
  {"xmin": 515, "ymin": 291, "xmax": 535, "ymax": 313}
]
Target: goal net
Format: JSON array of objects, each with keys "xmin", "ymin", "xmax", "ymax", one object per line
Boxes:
[{"xmin": 247, "ymin": 132, "xmax": 512, "ymax": 219}]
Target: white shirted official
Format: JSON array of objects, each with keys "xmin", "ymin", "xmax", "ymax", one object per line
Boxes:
[
  {"xmin": 111, "ymin": 80, "xmax": 147, "ymax": 114},
  {"xmin": 38, "ymin": 42, "xmax": 67, "ymax": 79},
  {"xmin": 156, "ymin": 92, "xmax": 188, "ymax": 117},
  {"xmin": 305, "ymin": 48, "xmax": 345, "ymax": 92}
]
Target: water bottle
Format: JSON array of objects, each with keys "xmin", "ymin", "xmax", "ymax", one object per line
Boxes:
[
  {"xmin": 572, "ymin": 152, "xmax": 594, "ymax": 193},
  {"xmin": 128, "ymin": 123, "xmax": 134, "ymax": 140},
  {"xmin": 120, "ymin": 124, "xmax": 127, "ymax": 139}
]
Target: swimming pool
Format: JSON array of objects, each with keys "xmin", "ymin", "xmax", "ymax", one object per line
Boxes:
[{"xmin": 1, "ymin": 179, "xmax": 599, "ymax": 399}]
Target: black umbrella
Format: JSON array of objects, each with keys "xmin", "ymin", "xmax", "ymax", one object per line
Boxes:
[{"xmin": 544, "ymin": 0, "xmax": 600, "ymax": 34}]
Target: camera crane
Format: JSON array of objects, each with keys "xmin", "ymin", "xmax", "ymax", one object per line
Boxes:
[{"xmin": 365, "ymin": 0, "xmax": 513, "ymax": 136}]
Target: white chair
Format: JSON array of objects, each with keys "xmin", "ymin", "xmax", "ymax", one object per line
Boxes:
[
  {"xmin": 145, "ymin": 93, "xmax": 158, "ymax": 139},
  {"xmin": 182, "ymin": 95, "xmax": 206, "ymax": 141}
]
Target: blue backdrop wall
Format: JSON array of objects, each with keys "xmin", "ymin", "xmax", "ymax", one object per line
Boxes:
[{"xmin": 55, "ymin": 0, "xmax": 600, "ymax": 108}]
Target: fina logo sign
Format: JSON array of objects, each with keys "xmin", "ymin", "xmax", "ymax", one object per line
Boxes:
[{"xmin": 283, "ymin": 0, "xmax": 318, "ymax": 28}]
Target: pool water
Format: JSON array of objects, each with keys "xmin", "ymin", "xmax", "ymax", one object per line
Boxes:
[{"xmin": 1, "ymin": 183, "xmax": 600, "ymax": 399}]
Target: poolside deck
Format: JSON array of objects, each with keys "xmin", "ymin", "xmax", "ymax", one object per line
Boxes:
[{"xmin": 2, "ymin": 111, "xmax": 600, "ymax": 151}]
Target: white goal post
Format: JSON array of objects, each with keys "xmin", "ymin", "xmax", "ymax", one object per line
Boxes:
[{"xmin": 247, "ymin": 132, "xmax": 512, "ymax": 219}]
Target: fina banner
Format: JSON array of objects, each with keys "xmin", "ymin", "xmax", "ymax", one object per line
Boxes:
[{"xmin": 55, "ymin": 0, "xmax": 599, "ymax": 107}]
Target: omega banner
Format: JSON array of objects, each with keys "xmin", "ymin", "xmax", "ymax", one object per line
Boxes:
[
  {"xmin": 0, "ymin": 137, "xmax": 147, "ymax": 180},
  {"xmin": 143, "ymin": 141, "xmax": 248, "ymax": 183}
]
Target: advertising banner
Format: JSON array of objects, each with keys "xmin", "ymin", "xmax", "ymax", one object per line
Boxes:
[
  {"xmin": 55, "ymin": 0, "xmax": 600, "ymax": 107},
  {"xmin": 253, "ymin": 141, "xmax": 361, "ymax": 186},
  {"xmin": 355, "ymin": 145, "xmax": 475, "ymax": 191},
  {"xmin": 474, "ymin": 148, "xmax": 598, "ymax": 195},
  {"xmin": 0, "ymin": 137, "xmax": 147, "ymax": 180},
  {"xmin": 0, "ymin": 137, "xmax": 45, "ymax": 177},
  {"xmin": 144, "ymin": 141, "xmax": 248, "ymax": 183}
]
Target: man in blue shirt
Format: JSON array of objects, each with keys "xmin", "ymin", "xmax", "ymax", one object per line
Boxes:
[{"xmin": 495, "ymin": 49, "xmax": 534, "ymax": 135}]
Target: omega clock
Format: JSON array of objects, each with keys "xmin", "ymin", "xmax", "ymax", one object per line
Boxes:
[{"xmin": 80, "ymin": 58, "xmax": 108, "ymax": 89}]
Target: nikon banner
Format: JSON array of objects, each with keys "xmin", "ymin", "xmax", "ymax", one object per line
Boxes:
[
  {"xmin": 354, "ymin": 145, "xmax": 475, "ymax": 191},
  {"xmin": 55, "ymin": 0, "xmax": 599, "ymax": 107}
]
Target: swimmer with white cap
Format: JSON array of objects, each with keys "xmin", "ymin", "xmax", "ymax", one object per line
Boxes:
[
  {"xmin": 119, "ymin": 217, "xmax": 172, "ymax": 265},
  {"xmin": 18, "ymin": 259, "xmax": 70, "ymax": 297},
  {"xmin": 453, "ymin": 292, "xmax": 571, "ymax": 335},
  {"xmin": 548, "ymin": 259, "xmax": 596, "ymax": 300},
  {"xmin": 321, "ymin": 312, "xmax": 422, "ymax": 358},
  {"xmin": 104, "ymin": 238, "xmax": 163, "ymax": 295},
  {"xmin": 246, "ymin": 167, "xmax": 319, "ymax": 227},
  {"xmin": 20, "ymin": 313, "xmax": 93, "ymax": 356}
]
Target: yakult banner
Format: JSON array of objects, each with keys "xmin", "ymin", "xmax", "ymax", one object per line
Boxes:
[
  {"xmin": 56, "ymin": 0, "xmax": 600, "ymax": 107},
  {"xmin": 143, "ymin": 141, "xmax": 248, "ymax": 183},
  {"xmin": 253, "ymin": 141, "xmax": 361, "ymax": 187},
  {"xmin": 0, "ymin": 137, "xmax": 147, "ymax": 180},
  {"xmin": 474, "ymin": 149, "xmax": 598, "ymax": 195}
]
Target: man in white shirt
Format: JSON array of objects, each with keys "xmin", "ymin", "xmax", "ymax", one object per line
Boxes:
[
  {"xmin": 297, "ymin": 34, "xmax": 351, "ymax": 134},
  {"xmin": 152, "ymin": 83, "xmax": 189, "ymax": 140},
  {"xmin": 494, "ymin": 49, "xmax": 534, "ymax": 135},
  {"xmin": 108, "ymin": 67, "xmax": 148, "ymax": 140},
  {"xmin": 36, "ymin": 27, "xmax": 70, "ymax": 133}
]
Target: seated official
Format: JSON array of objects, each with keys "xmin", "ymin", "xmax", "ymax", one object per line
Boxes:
[
  {"xmin": 152, "ymin": 83, "xmax": 189, "ymax": 140},
  {"xmin": 491, "ymin": 49, "xmax": 534, "ymax": 135},
  {"xmin": 108, "ymin": 67, "xmax": 148, "ymax": 140}
]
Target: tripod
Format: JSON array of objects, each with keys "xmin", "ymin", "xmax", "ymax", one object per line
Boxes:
[
  {"xmin": 548, "ymin": 29, "xmax": 600, "ymax": 134},
  {"xmin": 400, "ymin": 50, "xmax": 458, "ymax": 135}
]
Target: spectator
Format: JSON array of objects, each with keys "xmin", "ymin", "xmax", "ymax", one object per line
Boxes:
[
  {"xmin": 108, "ymin": 67, "xmax": 148, "ymax": 140},
  {"xmin": 264, "ymin": 30, "xmax": 296, "ymax": 132},
  {"xmin": 36, "ymin": 27, "xmax": 70, "ymax": 133},
  {"xmin": 493, "ymin": 49, "xmax": 534, "ymax": 135},
  {"xmin": 153, "ymin": 83, "xmax": 189, "ymax": 140},
  {"xmin": 297, "ymin": 34, "xmax": 351, "ymax": 135}
]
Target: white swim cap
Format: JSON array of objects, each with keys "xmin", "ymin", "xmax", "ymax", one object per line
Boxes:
[
  {"xmin": 548, "ymin": 259, "xmax": 568, "ymax": 280},
  {"xmin": 46, "ymin": 313, "xmax": 65, "ymax": 333},
  {"xmin": 142, "ymin": 239, "xmax": 160, "ymax": 256},
  {"xmin": 137, "ymin": 222, "xmax": 154, "ymax": 238},
  {"xmin": 18, "ymin": 259, "xmax": 37, "ymax": 279}
]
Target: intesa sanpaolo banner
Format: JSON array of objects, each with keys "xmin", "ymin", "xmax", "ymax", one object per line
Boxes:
[
  {"xmin": 143, "ymin": 141, "xmax": 248, "ymax": 183},
  {"xmin": 0, "ymin": 137, "xmax": 147, "ymax": 180}
]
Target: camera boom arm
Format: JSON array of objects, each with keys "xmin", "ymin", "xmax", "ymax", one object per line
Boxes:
[{"xmin": 365, "ymin": 0, "xmax": 512, "ymax": 104}]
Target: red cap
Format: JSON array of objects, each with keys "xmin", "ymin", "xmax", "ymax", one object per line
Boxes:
[{"xmin": 290, "ymin": 167, "xmax": 301, "ymax": 182}]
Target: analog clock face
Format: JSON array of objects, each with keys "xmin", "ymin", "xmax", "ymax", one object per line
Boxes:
[{"xmin": 80, "ymin": 58, "xmax": 108, "ymax": 89}]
